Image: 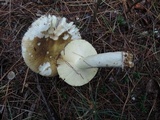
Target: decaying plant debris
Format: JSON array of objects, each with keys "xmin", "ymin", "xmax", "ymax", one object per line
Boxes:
[{"xmin": 0, "ymin": 0, "xmax": 160, "ymax": 120}]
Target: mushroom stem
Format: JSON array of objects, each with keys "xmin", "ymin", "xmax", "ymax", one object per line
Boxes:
[{"xmin": 76, "ymin": 51, "xmax": 134, "ymax": 69}]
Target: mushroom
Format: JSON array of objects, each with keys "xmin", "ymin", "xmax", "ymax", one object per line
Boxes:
[
  {"xmin": 57, "ymin": 40, "xmax": 134, "ymax": 86},
  {"xmin": 22, "ymin": 15, "xmax": 81, "ymax": 77}
]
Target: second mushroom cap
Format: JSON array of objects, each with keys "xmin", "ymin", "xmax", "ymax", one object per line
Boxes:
[{"xmin": 57, "ymin": 40, "xmax": 134, "ymax": 86}]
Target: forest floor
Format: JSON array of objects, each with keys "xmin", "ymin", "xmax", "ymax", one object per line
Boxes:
[{"xmin": 0, "ymin": 0, "xmax": 160, "ymax": 120}]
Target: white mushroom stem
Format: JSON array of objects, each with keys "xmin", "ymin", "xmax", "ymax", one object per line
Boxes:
[{"xmin": 76, "ymin": 52, "xmax": 134, "ymax": 69}]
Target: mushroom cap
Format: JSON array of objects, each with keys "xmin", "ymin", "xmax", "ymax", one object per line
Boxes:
[
  {"xmin": 22, "ymin": 15, "xmax": 81, "ymax": 77},
  {"xmin": 57, "ymin": 40, "xmax": 98, "ymax": 86}
]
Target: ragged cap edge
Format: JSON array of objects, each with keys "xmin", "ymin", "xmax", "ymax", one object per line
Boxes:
[
  {"xmin": 22, "ymin": 14, "xmax": 81, "ymax": 41},
  {"xmin": 38, "ymin": 62, "xmax": 52, "ymax": 76},
  {"xmin": 23, "ymin": 15, "xmax": 52, "ymax": 41}
]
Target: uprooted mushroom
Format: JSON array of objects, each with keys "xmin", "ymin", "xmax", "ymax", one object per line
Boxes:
[{"xmin": 22, "ymin": 15, "xmax": 134, "ymax": 86}]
